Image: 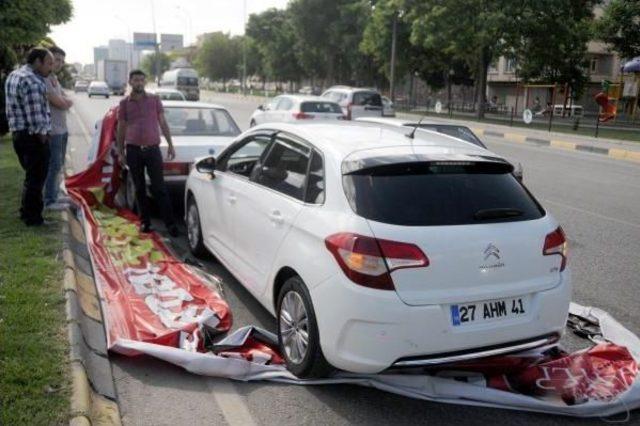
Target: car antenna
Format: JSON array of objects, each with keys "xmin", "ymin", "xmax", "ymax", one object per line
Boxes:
[{"xmin": 406, "ymin": 115, "xmax": 427, "ymax": 140}]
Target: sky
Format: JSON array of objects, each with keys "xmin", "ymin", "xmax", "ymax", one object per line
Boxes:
[{"xmin": 49, "ymin": 0, "xmax": 289, "ymax": 64}]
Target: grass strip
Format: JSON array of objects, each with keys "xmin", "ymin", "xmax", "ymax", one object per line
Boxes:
[{"xmin": 0, "ymin": 135, "xmax": 69, "ymax": 425}]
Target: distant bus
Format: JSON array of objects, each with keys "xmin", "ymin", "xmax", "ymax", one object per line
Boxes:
[{"xmin": 160, "ymin": 68, "xmax": 200, "ymax": 101}]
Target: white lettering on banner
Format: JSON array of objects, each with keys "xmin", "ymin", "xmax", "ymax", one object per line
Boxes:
[
  {"xmin": 535, "ymin": 365, "xmax": 636, "ymax": 402},
  {"xmin": 124, "ymin": 266, "xmax": 220, "ymax": 330}
]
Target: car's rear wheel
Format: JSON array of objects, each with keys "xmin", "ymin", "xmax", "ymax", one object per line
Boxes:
[
  {"xmin": 186, "ymin": 197, "xmax": 207, "ymax": 257},
  {"xmin": 277, "ymin": 276, "xmax": 332, "ymax": 378}
]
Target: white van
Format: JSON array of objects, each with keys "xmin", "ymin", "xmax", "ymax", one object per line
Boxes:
[{"xmin": 160, "ymin": 68, "xmax": 200, "ymax": 101}]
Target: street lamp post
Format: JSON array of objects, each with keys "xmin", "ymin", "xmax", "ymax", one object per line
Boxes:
[{"xmin": 389, "ymin": 11, "xmax": 398, "ymax": 103}]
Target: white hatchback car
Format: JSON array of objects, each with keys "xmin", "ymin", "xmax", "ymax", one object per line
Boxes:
[
  {"xmin": 184, "ymin": 122, "xmax": 571, "ymax": 378},
  {"xmin": 249, "ymin": 95, "xmax": 344, "ymax": 127}
]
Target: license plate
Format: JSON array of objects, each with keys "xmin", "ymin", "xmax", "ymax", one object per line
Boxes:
[{"xmin": 450, "ymin": 297, "xmax": 528, "ymax": 326}]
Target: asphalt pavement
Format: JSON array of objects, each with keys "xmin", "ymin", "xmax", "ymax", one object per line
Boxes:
[{"xmin": 65, "ymin": 91, "xmax": 640, "ymax": 425}]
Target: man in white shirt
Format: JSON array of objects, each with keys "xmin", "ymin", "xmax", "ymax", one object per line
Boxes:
[{"xmin": 44, "ymin": 46, "xmax": 73, "ymax": 210}]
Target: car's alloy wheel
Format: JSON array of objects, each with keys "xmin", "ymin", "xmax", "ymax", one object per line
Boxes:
[
  {"xmin": 279, "ymin": 291, "xmax": 309, "ymax": 364},
  {"xmin": 277, "ymin": 276, "xmax": 332, "ymax": 378},
  {"xmin": 186, "ymin": 198, "xmax": 207, "ymax": 257}
]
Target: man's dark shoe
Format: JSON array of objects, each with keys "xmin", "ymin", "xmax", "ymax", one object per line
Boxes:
[
  {"xmin": 167, "ymin": 224, "xmax": 179, "ymax": 238},
  {"xmin": 140, "ymin": 223, "xmax": 152, "ymax": 233}
]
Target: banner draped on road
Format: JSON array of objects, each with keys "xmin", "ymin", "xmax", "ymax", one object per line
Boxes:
[{"xmin": 66, "ymin": 107, "xmax": 640, "ymax": 418}]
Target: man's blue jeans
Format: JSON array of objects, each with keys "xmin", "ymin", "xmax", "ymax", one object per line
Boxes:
[{"xmin": 44, "ymin": 132, "xmax": 68, "ymax": 206}]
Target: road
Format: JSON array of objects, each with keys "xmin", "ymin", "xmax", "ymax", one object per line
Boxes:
[{"xmin": 65, "ymin": 91, "xmax": 640, "ymax": 425}]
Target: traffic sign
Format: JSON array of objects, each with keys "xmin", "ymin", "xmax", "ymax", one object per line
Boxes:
[
  {"xmin": 435, "ymin": 101, "xmax": 442, "ymax": 114},
  {"xmin": 522, "ymin": 109, "xmax": 533, "ymax": 124}
]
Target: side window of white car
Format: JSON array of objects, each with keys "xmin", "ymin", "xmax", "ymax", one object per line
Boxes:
[
  {"xmin": 220, "ymin": 135, "xmax": 272, "ymax": 178},
  {"xmin": 256, "ymin": 137, "xmax": 311, "ymax": 201},
  {"xmin": 267, "ymin": 97, "xmax": 280, "ymax": 110},
  {"xmin": 305, "ymin": 151, "xmax": 324, "ymax": 204},
  {"xmin": 276, "ymin": 97, "xmax": 293, "ymax": 110}
]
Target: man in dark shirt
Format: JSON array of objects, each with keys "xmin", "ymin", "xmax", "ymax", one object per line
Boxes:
[
  {"xmin": 116, "ymin": 69, "xmax": 178, "ymax": 236},
  {"xmin": 5, "ymin": 47, "xmax": 54, "ymax": 226}
]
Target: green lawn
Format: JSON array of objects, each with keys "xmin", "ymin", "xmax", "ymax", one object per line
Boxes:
[{"xmin": 0, "ymin": 135, "xmax": 69, "ymax": 424}]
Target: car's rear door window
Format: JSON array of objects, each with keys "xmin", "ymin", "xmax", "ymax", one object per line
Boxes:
[
  {"xmin": 352, "ymin": 91, "xmax": 382, "ymax": 107},
  {"xmin": 256, "ymin": 137, "xmax": 311, "ymax": 201},
  {"xmin": 343, "ymin": 162, "xmax": 544, "ymax": 226},
  {"xmin": 305, "ymin": 151, "xmax": 325, "ymax": 204}
]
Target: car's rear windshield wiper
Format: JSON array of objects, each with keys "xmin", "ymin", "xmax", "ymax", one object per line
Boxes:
[{"xmin": 474, "ymin": 208, "xmax": 524, "ymax": 220}]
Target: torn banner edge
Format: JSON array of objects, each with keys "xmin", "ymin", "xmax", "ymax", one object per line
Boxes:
[{"xmin": 112, "ymin": 302, "xmax": 640, "ymax": 418}]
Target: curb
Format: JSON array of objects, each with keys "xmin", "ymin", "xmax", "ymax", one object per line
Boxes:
[
  {"xmin": 62, "ymin": 209, "xmax": 122, "ymax": 426},
  {"xmin": 468, "ymin": 127, "xmax": 640, "ymax": 164}
]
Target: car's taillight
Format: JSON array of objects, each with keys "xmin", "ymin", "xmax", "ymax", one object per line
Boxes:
[
  {"xmin": 163, "ymin": 162, "xmax": 190, "ymax": 176},
  {"xmin": 325, "ymin": 233, "xmax": 429, "ymax": 290},
  {"xmin": 543, "ymin": 227, "xmax": 568, "ymax": 271},
  {"xmin": 293, "ymin": 112, "xmax": 313, "ymax": 120}
]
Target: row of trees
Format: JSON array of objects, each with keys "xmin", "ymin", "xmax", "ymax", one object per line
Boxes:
[{"xmin": 193, "ymin": 0, "xmax": 640, "ymax": 119}]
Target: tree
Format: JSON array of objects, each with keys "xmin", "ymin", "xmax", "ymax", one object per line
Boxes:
[
  {"xmin": 512, "ymin": 0, "xmax": 597, "ymax": 100},
  {"xmin": 140, "ymin": 52, "xmax": 171, "ymax": 80},
  {"xmin": 246, "ymin": 9, "xmax": 302, "ymax": 85},
  {"xmin": 361, "ymin": 0, "xmax": 472, "ymax": 96},
  {"xmin": 194, "ymin": 32, "xmax": 241, "ymax": 89},
  {"xmin": 407, "ymin": 0, "xmax": 517, "ymax": 118},
  {"xmin": 596, "ymin": 0, "xmax": 640, "ymax": 59}
]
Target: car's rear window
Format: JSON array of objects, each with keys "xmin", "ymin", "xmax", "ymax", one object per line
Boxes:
[
  {"xmin": 415, "ymin": 124, "xmax": 486, "ymax": 148},
  {"xmin": 300, "ymin": 101, "xmax": 342, "ymax": 114},
  {"xmin": 164, "ymin": 107, "xmax": 240, "ymax": 136},
  {"xmin": 343, "ymin": 162, "xmax": 544, "ymax": 226},
  {"xmin": 352, "ymin": 91, "xmax": 382, "ymax": 107}
]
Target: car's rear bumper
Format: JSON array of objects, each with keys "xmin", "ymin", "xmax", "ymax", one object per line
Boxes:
[{"xmin": 310, "ymin": 270, "xmax": 571, "ymax": 374}]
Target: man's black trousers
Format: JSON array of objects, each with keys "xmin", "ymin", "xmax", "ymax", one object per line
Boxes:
[
  {"xmin": 125, "ymin": 144, "xmax": 175, "ymax": 228},
  {"xmin": 12, "ymin": 131, "xmax": 49, "ymax": 225}
]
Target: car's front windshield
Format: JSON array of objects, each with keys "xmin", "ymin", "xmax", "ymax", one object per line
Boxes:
[{"xmin": 164, "ymin": 107, "xmax": 241, "ymax": 136}]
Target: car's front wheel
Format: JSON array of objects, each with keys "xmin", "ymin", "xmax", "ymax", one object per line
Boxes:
[
  {"xmin": 186, "ymin": 197, "xmax": 207, "ymax": 257},
  {"xmin": 277, "ymin": 276, "xmax": 332, "ymax": 378}
]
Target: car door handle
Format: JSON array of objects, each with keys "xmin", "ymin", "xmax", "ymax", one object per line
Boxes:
[
  {"xmin": 269, "ymin": 210, "xmax": 284, "ymax": 225},
  {"xmin": 228, "ymin": 195, "xmax": 237, "ymax": 204}
]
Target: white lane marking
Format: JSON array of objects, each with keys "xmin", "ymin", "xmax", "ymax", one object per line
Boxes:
[
  {"xmin": 70, "ymin": 106, "xmax": 91, "ymax": 143},
  {"xmin": 207, "ymin": 379, "xmax": 257, "ymax": 426},
  {"xmin": 541, "ymin": 198, "xmax": 640, "ymax": 229}
]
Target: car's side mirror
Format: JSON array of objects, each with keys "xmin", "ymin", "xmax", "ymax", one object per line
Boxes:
[
  {"xmin": 195, "ymin": 156, "xmax": 216, "ymax": 178},
  {"xmin": 513, "ymin": 162, "xmax": 524, "ymax": 182},
  {"xmin": 257, "ymin": 104, "xmax": 265, "ymax": 111}
]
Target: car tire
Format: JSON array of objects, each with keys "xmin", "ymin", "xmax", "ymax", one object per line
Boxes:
[
  {"xmin": 106, "ymin": 95, "xmax": 110, "ymax": 98},
  {"xmin": 88, "ymin": 94, "xmax": 92, "ymax": 98},
  {"xmin": 249, "ymin": 119, "xmax": 256, "ymax": 127},
  {"xmin": 186, "ymin": 197, "xmax": 207, "ymax": 257},
  {"xmin": 124, "ymin": 171, "xmax": 139, "ymax": 214},
  {"xmin": 277, "ymin": 276, "xmax": 332, "ymax": 378}
]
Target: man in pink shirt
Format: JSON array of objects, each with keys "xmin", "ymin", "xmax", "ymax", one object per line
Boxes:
[{"xmin": 116, "ymin": 69, "xmax": 178, "ymax": 236}]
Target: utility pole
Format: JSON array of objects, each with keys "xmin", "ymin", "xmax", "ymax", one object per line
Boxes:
[
  {"xmin": 150, "ymin": 0, "xmax": 161, "ymax": 84},
  {"xmin": 389, "ymin": 11, "xmax": 398, "ymax": 103},
  {"xmin": 242, "ymin": 0, "xmax": 247, "ymax": 96}
]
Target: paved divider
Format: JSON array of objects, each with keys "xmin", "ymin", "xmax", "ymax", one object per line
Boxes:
[
  {"xmin": 62, "ymin": 208, "xmax": 122, "ymax": 426},
  {"xmin": 467, "ymin": 126, "xmax": 640, "ymax": 163}
]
